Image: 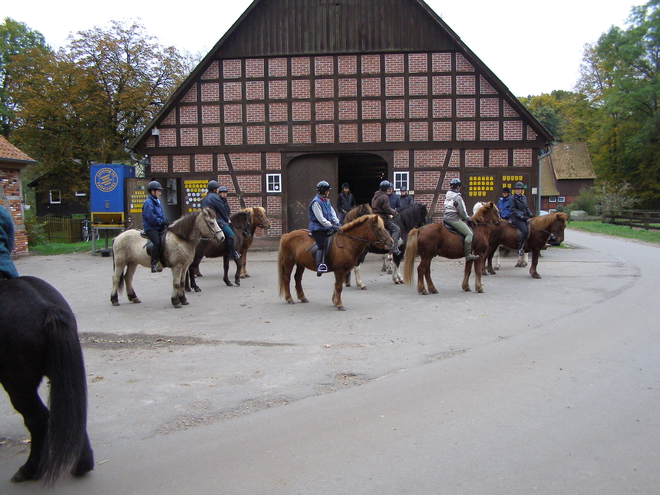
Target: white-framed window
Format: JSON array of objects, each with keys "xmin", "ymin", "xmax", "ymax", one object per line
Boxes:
[
  {"xmin": 266, "ymin": 174, "xmax": 281, "ymax": 193},
  {"xmin": 394, "ymin": 172, "xmax": 409, "ymax": 192},
  {"xmin": 557, "ymin": 196, "xmax": 566, "ymax": 203},
  {"xmin": 49, "ymin": 190, "xmax": 61, "ymax": 204},
  {"xmin": 549, "ymin": 197, "xmax": 557, "ymax": 203},
  {"xmin": 74, "ymin": 190, "xmax": 87, "ymax": 197}
]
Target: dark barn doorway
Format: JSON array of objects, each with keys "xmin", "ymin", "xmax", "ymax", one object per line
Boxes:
[{"xmin": 338, "ymin": 154, "xmax": 388, "ymax": 206}]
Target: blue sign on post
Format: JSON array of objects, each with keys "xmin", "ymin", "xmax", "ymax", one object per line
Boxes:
[{"xmin": 90, "ymin": 164, "xmax": 135, "ymax": 224}]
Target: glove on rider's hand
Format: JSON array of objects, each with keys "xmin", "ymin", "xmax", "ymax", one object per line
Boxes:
[{"xmin": 331, "ymin": 225, "xmax": 339, "ymax": 232}]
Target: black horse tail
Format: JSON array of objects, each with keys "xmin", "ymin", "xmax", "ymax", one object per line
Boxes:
[
  {"xmin": 402, "ymin": 228, "xmax": 419, "ymax": 286},
  {"xmin": 39, "ymin": 307, "xmax": 91, "ymax": 483}
]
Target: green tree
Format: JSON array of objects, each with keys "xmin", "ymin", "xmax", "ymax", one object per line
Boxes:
[
  {"xmin": 577, "ymin": 0, "xmax": 660, "ymax": 205},
  {"xmin": 0, "ymin": 17, "xmax": 50, "ymax": 137}
]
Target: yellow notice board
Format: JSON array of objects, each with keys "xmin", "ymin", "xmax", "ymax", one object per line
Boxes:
[
  {"xmin": 184, "ymin": 180, "xmax": 208, "ymax": 213},
  {"xmin": 467, "ymin": 175, "xmax": 494, "ymax": 197}
]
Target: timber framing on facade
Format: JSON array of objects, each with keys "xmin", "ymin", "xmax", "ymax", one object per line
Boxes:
[{"xmin": 130, "ymin": 0, "xmax": 553, "ymax": 236}]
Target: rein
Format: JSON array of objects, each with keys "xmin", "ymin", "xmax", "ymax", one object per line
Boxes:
[{"xmin": 530, "ymin": 221, "xmax": 553, "ymax": 236}]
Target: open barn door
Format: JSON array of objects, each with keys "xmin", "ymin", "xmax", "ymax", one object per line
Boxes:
[{"xmin": 286, "ymin": 155, "xmax": 337, "ymax": 232}]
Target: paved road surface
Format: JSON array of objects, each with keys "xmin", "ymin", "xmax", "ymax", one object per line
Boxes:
[{"xmin": 1, "ymin": 229, "xmax": 658, "ymax": 493}]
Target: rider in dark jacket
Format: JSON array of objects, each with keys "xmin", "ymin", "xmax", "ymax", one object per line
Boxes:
[
  {"xmin": 336, "ymin": 183, "xmax": 356, "ymax": 224},
  {"xmin": 0, "ymin": 205, "xmax": 19, "ymax": 279},
  {"xmin": 371, "ymin": 180, "xmax": 400, "ymax": 255},
  {"xmin": 398, "ymin": 187, "xmax": 414, "ymax": 209},
  {"xmin": 201, "ymin": 181, "xmax": 239, "ymax": 259},
  {"xmin": 509, "ymin": 181, "xmax": 534, "ymax": 256},
  {"xmin": 142, "ymin": 181, "xmax": 169, "ymax": 273}
]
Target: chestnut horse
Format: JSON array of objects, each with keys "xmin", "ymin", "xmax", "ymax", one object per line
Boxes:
[
  {"xmin": 186, "ymin": 210, "xmax": 250, "ymax": 291},
  {"xmin": 278, "ymin": 214, "xmax": 393, "ymax": 311},
  {"xmin": 403, "ymin": 202, "xmax": 501, "ymax": 294},
  {"xmin": 0, "ymin": 277, "xmax": 94, "ymax": 483},
  {"xmin": 483, "ymin": 211, "xmax": 567, "ymax": 279},
  {"xmin": 239, "ymin": 206, "xmax": 272, "ymax": 278}
]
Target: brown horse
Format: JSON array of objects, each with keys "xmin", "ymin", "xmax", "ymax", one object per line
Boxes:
[
  {"xmin": 239, "ymin": 206, "xmax": 272, "ymax": 278},
  {"xmin": 186, "ymin": 210, "xmax": 250, "ymax": 291},
  {"xmin": 403, "ymin": 202, "xmax": 501, "ymax": 294},
  {"xmin": 278, "ymin": 214, "xmax": 393, "ymax": 311},
  {"xmin": 483, "ymin": 211, "xmax": 567, "ymax": 279}
]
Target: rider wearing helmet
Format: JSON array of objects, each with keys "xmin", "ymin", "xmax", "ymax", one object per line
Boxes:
[
  {"xmin": 509, "ymin": 181, "xmax": 534, "ymax": 256},
  {"xmin": 309, "ymin": 180, "xmax": 340, "ymax": 276},
  {"xmin": 399, "ymin": 186, "xmax": 414, "ymax": 209},
  {"xmin": 371, "ymin": 180, "xmax": 401, "ymax": 255},
  {"xmin": 201, "ymin": 181, "xmax": 240, "ymax": 259},
  {"xmin": 497, "ymin": 186, "xmax": 512, "ymax": 220},
  {"xmin": 443, "ymin": 178, "xmax": 479, "ymax": 261},
  {"xmin": 0, "ymin": 204, "xmax": 19, "ymax": 279},
  {"xmin": 142, "ymin": 180, "xmax": 169, "ymax": 272}
]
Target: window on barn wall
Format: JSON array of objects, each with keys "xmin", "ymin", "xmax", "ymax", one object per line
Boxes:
[
  {"xmin": 558, "ymin": 196, "xmax": 566, "ymax": 203},
  {"xmin": 394, "ymin": 172, "xmax": 409, "ymax": 193},
  {"xmin": 49, "ymin": 190, "xmax": 61, "ymax": 204},
  {"xmin": 75, "ymin": 190, "xmax": 86, "ymax": 197},
  {"xmin": 549, "ymin": 197, "xmax": 557, "ymax": 203},
  {"xmin": 266, "ymin": 174, "xmax": 281, "ymax": 193}
]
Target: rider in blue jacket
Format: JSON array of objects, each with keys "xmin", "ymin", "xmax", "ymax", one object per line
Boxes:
[
  {"xmin": 496, "ymin": 187, "xmax": 512, "ymax": 220},
  {"xmin": 0, "ymin": 205, "xmax": 19, "ymax": 279},
  {"xmin": 142, "ymin": 181, "xmax": 169, "ymax": 272},
  {"xmin": 309, "ymin": 180, "xmax": 340, "ymax": 276}
]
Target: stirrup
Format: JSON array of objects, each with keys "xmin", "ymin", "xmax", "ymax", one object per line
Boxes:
[
  {"xmin": 229, "ymin": 251, "xmax": 241, "ymax": 260},
  {"xmin": 317, "ymin": 263, "xmax": 328, "ymax": 276},
  {"xmin": 465, "ymin": 252, "xmax": 479, "ymax": 261}
]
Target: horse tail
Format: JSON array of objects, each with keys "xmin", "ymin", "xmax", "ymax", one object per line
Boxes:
[
  {"xmin": 40, "ymin": 307, "xmax": 91, "ymax": 483},
  {"xmin": 277, "ymin": 236, "xmax": 286, "ymax": 298},
  {"xmin": 403, "ymin": 228, "xmax": 419, "ymax": 286}
]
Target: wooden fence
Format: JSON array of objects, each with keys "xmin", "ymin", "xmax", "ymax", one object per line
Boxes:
[
  {"xmin": 602, "ymin": 210, "xmax": 660, "ymax": 231},
  {"xmin": 36, "ymin": 216, "xmax": 84, "ymax": 243}
]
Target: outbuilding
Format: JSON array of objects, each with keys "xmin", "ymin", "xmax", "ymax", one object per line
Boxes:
[{"xmin": 130, "ymin": 0, "xmax": 552, "ymax": 236}]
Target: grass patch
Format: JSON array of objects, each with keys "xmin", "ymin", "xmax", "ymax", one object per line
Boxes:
[
  {"xmin": 30, "ymin": 241, "xmax": 96, "ymax": 256},
  {"xmin": 567, "ymin": 221, "xmax": 660, "ymax": 244}
]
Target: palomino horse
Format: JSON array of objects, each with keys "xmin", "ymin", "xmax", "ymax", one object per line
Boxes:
[
  {"xmin": 110, "ymin": 208, "xmax": 223, "ymax": 308},
  {"xmin": 278, "ymin": 214, "xmax": 393, "ymax": 311},
  {"xmin": 344, "ymin": 202, "xmax": 429, "ymax": 288},
  {"xmin": 482, "ymin": 211, "xmax": 567, "ymax": 279},
  {"xmin": 186, "ymin": 210, "xmax": 250, "ymax": 291},
  {"xmin": 239, "ymin": 206, "xmax": 272, "ymax": 278},
  {"xmin": 0, "ymin": 277, "xmax": 94, "ymax": 483},
  {"xmin": 473, "ymin": 201, "xmax": 527, "ymax": 271},
  {"xmin": 403, "ymin": 202, "xmax": 501, "ymax": 294}
]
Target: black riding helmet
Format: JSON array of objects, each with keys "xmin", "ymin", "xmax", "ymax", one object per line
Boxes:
[
  {"xmin": 147, "ymin": 180, "xmax": 163, "ymax": 192},
  {"xmin": 379, "ymin": 180, "xmax": 392, "ymax": 192},
  {"xmin": 316, "ymin": 180, "xmax": 331, "ymax": 194},
  {"xmin": 207, "ymin": 180, "xmax": 219, "ymax": 191}
]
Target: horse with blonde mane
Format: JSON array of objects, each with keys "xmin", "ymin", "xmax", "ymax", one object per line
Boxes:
[
  {"xmin": 403, "ymin": 202, "xmax": 501, "ymax": 294},
  {"xmin": 239, "ymin": 206, "xmax": 272, "ymax": 278},
  {"xmin": 278, "ymin": 214, "xmax": 393, "ymax": 311}
]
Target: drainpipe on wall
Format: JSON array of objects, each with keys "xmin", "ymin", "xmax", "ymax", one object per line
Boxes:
[{"xmin": 537, "ymin": 142, "xmax": 555, "ymax": 214}]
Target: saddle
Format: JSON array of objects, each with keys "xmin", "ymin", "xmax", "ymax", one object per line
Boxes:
[
  {"xmin": 306, "ymin": 230, "xmax": 335, "ymax": 270},
  {"xmin": 140, "ymin": 229, "xmax": 168, "ymax": 267},
  {"xmin": 442, "ymin": 221, "xmax": 466, "ymax": 240}
]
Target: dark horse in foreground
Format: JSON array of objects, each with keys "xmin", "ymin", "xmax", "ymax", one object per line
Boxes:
[
  {"xmin": 186, "ymin": 210, "xmax": 251, "ymax": 291},
  {"xmin": 403, "ymin": 202, "xmax": 501, "ymax": 294},
  {"xmin": 0, "ymin": 277, "xmax": 94, "ymax": 483},
  {"xmin": 343, "ymin": 203, "xmax": 429, "ymax": 289},
  {"xmin": 483, "ymin": 211, "xmax": 567, "ymax": 279},
  {"xmin": 278, "ymin": 214, "xmax": 393, "ymax": 310}
]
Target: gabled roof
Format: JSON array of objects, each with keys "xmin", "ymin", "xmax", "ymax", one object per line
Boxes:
[
  {"xmin": 0, "ymin": 136, "xmax": 36, "ymax": 168},
  {"xmin": 548, "ymin": 142, "xmax": 597, "ymax": 180},
  {"xmin": 131, "ymin": 0, "xmax": 552, "ymax": 149},
  {"xmin": 540, "ymin": 157, "xmax": 560, "ymax": 196}
]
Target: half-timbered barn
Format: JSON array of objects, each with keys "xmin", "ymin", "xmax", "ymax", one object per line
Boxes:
[
  {"xmin": 540, "ymin": 142, "xmax": 596, "ymax": 212},
  {"xmin": 130, "ymin": 0, "xmax": 552, "ymax": 236}
]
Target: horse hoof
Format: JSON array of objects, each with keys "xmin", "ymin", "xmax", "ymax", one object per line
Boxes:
[
  {"xmin": 420, "ymin": 290, "xmax": 429, "ymax": 295},
  {"xmin": 132, "ymin": 298, "xmax": 141, "ymax": 304},
  {"xmin": 225, "ymin": 282, "xmax": 233, "ymax": 287},
  {"xmin": 532, "ymin": 273, "xmax": 541, "ymax": 279},
  {"xmin": 301, "ymin": 298, "xmax": 309, "ymax": 303},
  {"xmin": 345, "ymin": 283, "xmax": 351, "ymax": 287},
  {"xmin": 111, "ymin": 301, "xmax": 120, "ymax": 307},
  {"xmin": 477, "ymin": 288, "xmax": 484, "ymax": 293},
  {"xmin": 287, "ymin": 300, "xmax": 294, "ymax": 305},
  {"xmin": 244, "ymin": 274, "xmax": 250, "ymax": 278},
  {"xmin": 337, "ymin": 306, "xmax": 346, "ymax": 311},
  {"xmin": 360, "ymin": 286, "xmax": 368, "ymax": 290},
  {"xmin": 181, "ymin": 300, "xmax": 189, "ymax": 305},
  {"xmin": 194, "ymin": 287, "xmax": 202, "ymax": 292},
  {"xmin": 464, "ymin": 288, "xmax": 472, "ymax": 292},
  {"xmin": 235, "ymin": 282, "xmax": 241, "ymax": 287},
  {"xmin": 430, "ymin": 289, "xmax": 438, "ymax": 294}
]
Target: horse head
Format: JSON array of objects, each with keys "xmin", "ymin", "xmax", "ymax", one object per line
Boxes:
[
  {"xmin": 368, "ymin": 214, "xmax": 394, "ymax": 250},
  {"xmin": 200, "ymin": 208, "xmax": 225, "ymax": 242},
  {"xmin": 251, "ymin": 207, "xmax": 272, "ymax": 229},
  {"xmin": 551, "ymin": 212, "xmax": 567, "ymax": 243},
  {"xmin": 472, "ymin": 202, "xmax": 501, "ymax": 226}
]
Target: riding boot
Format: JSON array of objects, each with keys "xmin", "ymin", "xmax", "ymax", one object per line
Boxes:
[
  {"xmin": 517, "ymin": 231, "xmax": 525, "ymax": 257},
  {"xmin": 463, "ymin": 239, "xmax": 479, "ymax": 261},
  {"xmin": 151, "ymin": 259, "xmax": 162, "ymax": 273},
  {"xmin": 316, "ymin": 250, "xmax": 327, "ymax": 276},
  {"xmin": 226, "ymin": 236, "xmax": 240, "ymax": 260}
]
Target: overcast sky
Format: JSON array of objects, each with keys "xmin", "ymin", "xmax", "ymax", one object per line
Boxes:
[{"xmin": 4, "ymin": 0, "xmax": 643, "ymax": 96}]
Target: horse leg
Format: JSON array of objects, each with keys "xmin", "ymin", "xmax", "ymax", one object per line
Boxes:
[
  {"xmin": 332, "ymin": 271, "xmax": 346, "ymax": 311},
  {"xmin": 281, "ymin": 261, "xmax": 295, "ymax": 304},
  {"xmin": 170, "ymin": 267, "xmax": 183, "ymax": 308},
  {"xmin": 3, "ymin": 383, "xmax": 49, "ymax": 482},
  {"xmin": 493, "ymin": 247, "xmax": 501, "ymax": 270},
  {"xmin": 416, "ymin": 256, "xmax": 430, "ymax": 295},
  {"xmin": 240, "ymin": 251, "xmax": 249, "ymax": 278},
  {"xmin": 178, "ymin": 268, "xmax": 189, "ymax": 305},
  {"xmin": 381, "ymin": 254, "xmax": 388, "ymax": 272},
  {"xmin": 294, "ymin": 264, "xmax": 308, "ymax": 303},
  {"xmin": 353, "ymin": 263, "xmax": 367, "ymax": 290},
  {"xmin": 462, "ymin": 260, "xmax": 473, "ymax": 292},
  {"xmin": 234, "ymin": 258, "xmax": 242, "ymax": 286},
  {"xmin": 223, "ymin": 256, "xmax": 233, "ymax": 286},
  {"xmin": 474, "ymin": 259, "xmax": 485, "ymax": 293},
  {"xmin": 529, "ymin": 250, "xmax": 541, "ymax": 279},
  {"xmin": 110, "ymin": 265, "xmax": 124, "ymax": 306},
  {"xmin": 124, "ymin": 263, "xmax": 141, "ymax": 303},
  {"xmin": 344, "ymin": 271, "xmax": 351, "ymax": 287}
]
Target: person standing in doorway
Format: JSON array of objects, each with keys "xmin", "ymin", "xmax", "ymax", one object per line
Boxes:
[{"xmin": 336, "ymin": 182, "xmax": 356, "ymax": 224}]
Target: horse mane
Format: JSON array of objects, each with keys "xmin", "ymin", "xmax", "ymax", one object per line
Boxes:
[
  {"xmin": 340, "ymin": 213, "xmax": 383, "ymax": 232},
  {"xmin": 230, "ymin": 210, "xmax": 250, "ymax": 230},
  {"xmin": 344, "ymin": 204, "xmax": 373, "ymax": 223},
  {"xmin": 168, "ymin": 209, "xmax": 211, "ymax": 240},
  {"xmin": 472, "ymin": 202, "xmax": 496, "ymax": 223},
  {"xmin": 533, "ymin": 211, "xmax": 567, "ymax": 229},
  {"xmin": 397, "ymin": 202, "xmax": 428, "ymax": 231}
]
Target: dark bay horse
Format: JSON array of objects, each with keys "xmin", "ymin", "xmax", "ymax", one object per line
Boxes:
[
  {"xmin": 0, "ymin": 277, "xmax": 94, "ymax": 483},
  {"xmin": 186, "ymin": 210, "xmax": 250, "ymax": 291},
  {"xmin": 111, "ymin": 208, "xmax": 223, "ymax": 308},
  {"xmin": 483, "ymin": 211, "xmax": 567, "ymax": 279},
  {"xmin": 278, "ymin": 214, "xmax": 393, "ymax": 311},
  {"xmin": 344, "ymin": 202, "xmax": 429, "ymax": 288},
  {"xmin": 239, "ymin": 206, "xmax": 272, "ymax": 278},
  {"xmin": 403, "ymin": 202, "xmax": 501, "ymax": 294}
]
